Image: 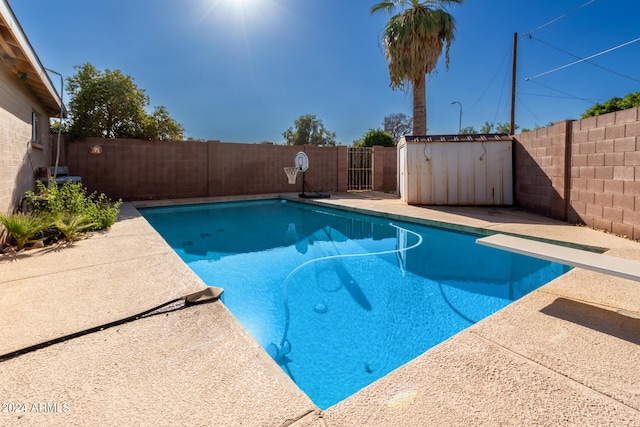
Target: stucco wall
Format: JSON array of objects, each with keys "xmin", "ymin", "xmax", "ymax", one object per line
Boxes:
[
  {"xmin": 0, "ymin": 66, "xmax": 50, "ymax": 214},
  {"xmin": 514, "ymin": 108, "xmax": 640, "ymax": 241}
]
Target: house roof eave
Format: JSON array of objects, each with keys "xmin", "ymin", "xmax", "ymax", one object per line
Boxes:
[{"xmin": 0, "ymin": 0, "xmax": 66, "ymax": 117}]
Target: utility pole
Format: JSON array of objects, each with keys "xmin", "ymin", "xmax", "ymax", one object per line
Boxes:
[{"xmin": 510, "ymin": 32, "xmax": 518, "ymax": 135}]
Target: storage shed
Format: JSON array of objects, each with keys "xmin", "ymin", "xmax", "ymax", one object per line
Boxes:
[{"xmin": 397, "ymin": 134, "xmax": 513, "ymax": 205}]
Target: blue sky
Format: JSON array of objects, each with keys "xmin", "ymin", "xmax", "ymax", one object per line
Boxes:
[{"xmin": 11, "ymin": 0, "xmax": 640, "ymax": 144}]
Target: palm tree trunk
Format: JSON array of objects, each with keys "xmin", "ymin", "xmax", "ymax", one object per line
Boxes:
[{"xmin": 412, "ymin": 75, "xmax": 427, "ymax": 135}]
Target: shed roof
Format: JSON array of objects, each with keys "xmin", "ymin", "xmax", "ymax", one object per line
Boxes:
[
  {"xmin": 404, "ymin": 134, "xmax": 512, "ymax": 143},
  {"xmin": 0, "ymin": 0, "xmax": 64, "ymax": 116}
]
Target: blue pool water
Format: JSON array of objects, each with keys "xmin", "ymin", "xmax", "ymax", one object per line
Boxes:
[{"xmin": 140, "ymin": 199, "xmax": 570, "ymax": 409}]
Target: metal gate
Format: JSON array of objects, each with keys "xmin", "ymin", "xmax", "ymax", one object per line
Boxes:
[{"xmin": 348, "ymin": 147, "xmax": 373, "ymax": 191}]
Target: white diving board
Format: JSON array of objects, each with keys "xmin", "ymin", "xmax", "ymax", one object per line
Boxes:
[{"xmin": 476, "ymin": 234, "xmax": 640, "ymax": 283}]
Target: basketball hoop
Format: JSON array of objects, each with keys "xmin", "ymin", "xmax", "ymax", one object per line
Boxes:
[
  {"xmin": 284, "ymin": 167, "xmax": 300, "ymax": 185},
  {"xmin": 284, "ymin": 152, "xmax": 309, "ymax": 185}
]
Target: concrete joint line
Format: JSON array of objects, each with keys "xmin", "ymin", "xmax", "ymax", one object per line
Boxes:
[
  {"xmin": 470, "ymin": 331, "xmax": 640, "ymax": 413},
  {"xmin": 278, "ymin": 409, "xmax": 321, "ymax": 427},
  {"xmin": 0, "ymin": 249, "xmax": 172, "ymax": 285},
  {"xmin": 537, "ymin": 289, "xmax": 620, "ymax": 314}
]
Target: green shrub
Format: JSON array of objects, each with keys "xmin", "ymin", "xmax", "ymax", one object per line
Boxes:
[
  {"xmin": 0, "ymin": 181, "xmax": 125, "ymax": 250},
  {"xmin": 26, "ymin": 181, "xmax": 122, "ymax": 231},
  {"xmin": 0, "ymin": 212, "xmax": 52, "ymax": 250},
  {"xmin": 52, "ymin": 213, "xmax": 98, "ymax": 242},
  {"xmin": 356, "ymin": 128, "xmax": 395, "ymax": 147}
]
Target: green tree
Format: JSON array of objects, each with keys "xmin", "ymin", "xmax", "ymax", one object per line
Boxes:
[
  {"xmin": 50, "ymin": 119, "xmax": 69, "ymax": 134},
  {"xmin": 66, "ymin": 63, "xmax": 184, "ymax": 140},
  {"xmin": 480, "ymin": 122, "xmax": 492, "ymax": 133},
  {"xmin": 581, "ymin": 92, "xmax": 640, "ymax": 118},
  {"xmin": 282, "ymin": 114, "xmax": 337, "ymax": 146},
  {"xmin": 141, "ymin": 106, "xmax": 185, "ymax": 141},
  {"xmin": 462, "ymin": 122, "xmax": 527, "ymax": 134},
  {"xmin": 383, "ymin": 113, "xmax": 412, "ymax": 141},
  {"xmin": 495, "ymin": 122, "xmax": 517, "ymax": 134},
  {"xmin": 357, "ymin": 128, "xmax": 395, "ymax": 147},
  {"xmin": 478, "ymin": 121, "xmax": 518, "ymax": 134},
  {"xmin": 371, "ymin": 0, "xmax": 463, "ymax": 135}
]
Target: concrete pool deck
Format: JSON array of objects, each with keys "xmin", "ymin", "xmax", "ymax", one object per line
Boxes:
[{"xmin": 1, "ymin": 192, "xmax": 639, "ymax": 426}]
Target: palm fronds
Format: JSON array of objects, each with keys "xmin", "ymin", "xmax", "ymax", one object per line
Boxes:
[{"xmin": 0, "ymin": 212, "xmax": 52, "ymax": 250}]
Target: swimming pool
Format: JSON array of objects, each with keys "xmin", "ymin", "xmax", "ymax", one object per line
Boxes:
[{"xmin": 140, "ymin": 199, "xmax": 570, "ymax": 409}]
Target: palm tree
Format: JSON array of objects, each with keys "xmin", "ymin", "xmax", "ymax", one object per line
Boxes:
[{"xmin": 371, "ymin": 0, "xmax": 462, "ymax": 135}]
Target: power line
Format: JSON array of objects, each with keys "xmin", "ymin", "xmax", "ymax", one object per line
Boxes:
[
  {"xmin": 518, "ymin": 91, "xmax": 602, "ymax": 102},
  {"xmin": 524, "ymin": 0, "xmax": 597, "ymax": 36},
  {"xmin": 467, "ymin": 44, "xmax": 511, "ymax": 111},
  {"xmin": 516, "ymin": 95, "xmax": 545, "ymax": 127},
  {"xmin": 525, "ymin": 80, "xmax": 598, "ymax": 104},
  {"xmin": 527, "ymin": 36, "xmax": 640, "ymax": 83},
  {"xmin": 526, "ymin": 37, "xmax": 640, "ymax": 80},
  {"xmin": 494, "ymin": 48, "xmax": 511, "ymax": 123}
]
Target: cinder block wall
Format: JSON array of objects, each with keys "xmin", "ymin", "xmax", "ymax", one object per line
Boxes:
[
  {"xmin": 207, "ymin": 142, "xmax": 301, "ymax": 197},
  {"xmin": 65, "ymin": 138, "xmax": 381, "ymax": 201},
  {"xmin": 514, "ymin": 107, "xmax": 640, "ymax": 241},
  {"xmin": 67, "ymin": 138, "xmax": 209, "ymax": 200},
  {"xmin": 514, "ymin": 121, "xmax": 570, "ymax": 219},
  {"xmin": 374, "ymin": 146, "xmax": 397, "ymax": 193},
  {"xmin": 60, "ymin": 106, "xmax": 640, "ymax": 241},
  {"xmin": 0, "ymin": 67, "xmax": 51, "ymax": 214},
  {"xmin": 568, "ymin": 108, "xmax": 640, "ymax": 239}
]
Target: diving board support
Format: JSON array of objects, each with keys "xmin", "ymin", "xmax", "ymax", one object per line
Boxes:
[{"xmin": 476, "ymin": 234, "xmax": 640, "ymax": 283}]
